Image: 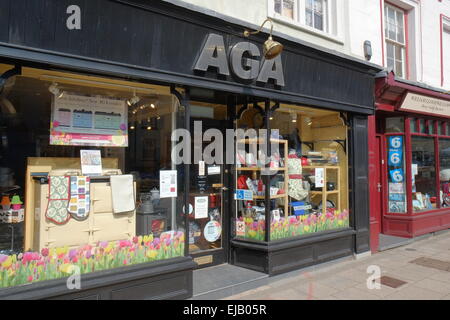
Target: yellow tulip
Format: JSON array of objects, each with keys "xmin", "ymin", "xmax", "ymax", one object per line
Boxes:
[
  {"xmin": 146, "ymin": 250, "xmax": 158, "ymax": 259},
  {"xmin": 2, "ymin": 256, "xmax": 12, "ymax": 269},
  {"xmin": 304, "ymin": 226, "xmax": 310, "ymax": 232},
  {"xmin": 59, "ymin": 264, "xmax": 75, "ymax": 274}
]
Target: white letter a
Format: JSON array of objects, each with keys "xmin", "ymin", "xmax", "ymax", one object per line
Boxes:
[{"xmin": 66, "ymin": 5, "xmax": 81, "ymax": 30}]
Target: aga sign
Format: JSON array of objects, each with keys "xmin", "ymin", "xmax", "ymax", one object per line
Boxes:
[{"xmin": 194, "ymin": 34, "xmax": 285, "ymax": 87}]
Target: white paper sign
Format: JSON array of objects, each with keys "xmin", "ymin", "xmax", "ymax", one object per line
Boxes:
[
  {"xmin": 389, "ymin": 182, "xmax": 404, "ymax": 194},
  {"xmin": 80, "ymin": 150, "xmax": 102, "ymax": 176},
  {"xmin": 236, "ymin": 221, "xmax": 245, "ymax": 237},
  {"xmin": 160, "ymin": 170, "xmax": 177, "ymax": 198},
  {"xmin": 412, "ymin": 164, "xmax": 418, "ymax": 176},
  {"xmin": 208, "ymin": 165, "xmax": 221, "ymax": 175},
  {"xmin": 315, "ymin": 168, "xmax": 324, "ymax": 188},
  {"xmin": 194, "ymin": 196, "xmax": 208, "ymax": 219},
  {"xmin": 199, "ymin": 161, "xmax": 206, "ymax": 176}
]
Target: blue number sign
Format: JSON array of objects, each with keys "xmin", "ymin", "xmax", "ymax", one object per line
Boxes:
[
  {"xmin": 389, "ymin": 169, "xmax": 404, "ymax": 183},
  {"xmin": 388, "ymin": 136, "xmax": 403, "ymax": 167}
]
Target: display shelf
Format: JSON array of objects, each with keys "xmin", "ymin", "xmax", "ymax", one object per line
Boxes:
[
  {"xmin": 237, "ymin": 167, "xmax": 286, "ymax": 171},
  {"xmin": 302, "ymin": 165, "xmax": 339, "ymax": 169},
  {"xmin": 237, "ymin": 138, "xmax": 288, "ymax": 144},
  {"xmin": 253, "ymin": 194, "xmax": 287, "ymax": 200},
  {"xmin": 236, "ymin": 138, "xmax": 289, "ymax": 219},
  {"xmin": 303, "ymin": 166, "xmax": 341, "ymax": 214},
  {"xmin": 310, "ymin": 190, "xmax": 339, "ymax": 195}
]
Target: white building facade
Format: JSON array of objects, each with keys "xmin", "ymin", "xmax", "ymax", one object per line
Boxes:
[{"xmin": 165, "ymin": 0, "xmax": 450, "ymax": 91}]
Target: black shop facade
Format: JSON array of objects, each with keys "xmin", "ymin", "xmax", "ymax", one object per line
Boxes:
[{"xmin": 0, "ymin": 0, "xmax": 381, "ymax": 300}]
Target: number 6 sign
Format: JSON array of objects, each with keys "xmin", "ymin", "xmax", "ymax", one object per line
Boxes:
[
  {"xmin": 390, "ymin": 169, "xmax": 404, "ymax": 182},
  {"xmin": 389, "ymin": 136, "xmax": 403, "ymax": 149},
  {"xmin": 388, "ymin": 150, "xmax": 403, "ymax": 166}
]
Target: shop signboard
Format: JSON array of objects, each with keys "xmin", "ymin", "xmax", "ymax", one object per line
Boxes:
[
  {"xmin": 400, "ymin": 93, "xmax": 450, "ymax": 118},
  {"xmin": 194, "ymin": 33, "xmax": 285, "ymax": 87},
  {"xmin": 50, "ymin": 93, "xmax": 128, "ymax": 147}
]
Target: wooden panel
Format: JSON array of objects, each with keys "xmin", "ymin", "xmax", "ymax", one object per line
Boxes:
[
  {"xmin": 0, "ymin": 0, "xmax": 10, "ymax": 41},
  {"xmin": 351, "ymin": 116, "xmax": 370, "ymax": 253}
]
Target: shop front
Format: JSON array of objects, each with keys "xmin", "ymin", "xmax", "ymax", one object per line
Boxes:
[
  {"xmin": 369, "ymin": 72, "xmax": 450, "ymax": 252},
  {"xmin": 0, "ymin": 0, "xmax": 380, "ymax": 299}
]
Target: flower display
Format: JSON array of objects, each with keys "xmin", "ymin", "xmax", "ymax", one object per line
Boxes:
[
  {"xmin": 271, "ymin": 209, "xmax": 350, "ymax": 240},
  {"xmin": 236, "ymin": 210, "xmax": 349, "ymax": 241},
  {"xmin": 0, "ymin": 231, "xmax": 185, "ymax": 289}
]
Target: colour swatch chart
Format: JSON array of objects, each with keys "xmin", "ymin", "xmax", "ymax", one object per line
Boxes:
[{"xmin": 50, "ymin": 93, "xmax": 128, "ymax": 147}]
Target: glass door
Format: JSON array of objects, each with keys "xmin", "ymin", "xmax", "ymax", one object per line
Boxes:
[{"xmin": 188, "ymin": 101, "xmax": 230, "ymax": 268}]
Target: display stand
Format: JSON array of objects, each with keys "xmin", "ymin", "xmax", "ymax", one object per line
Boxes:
[
  {"xmin": 302, "ymin": 166, "xmax": 341, "ymax": 214},
  {"xmin": 236, "ymin": 138, "xmax": 289, "ymax": 218}
]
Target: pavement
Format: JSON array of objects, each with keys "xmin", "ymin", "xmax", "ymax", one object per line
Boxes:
[{"xmin": 223, "ymin": 230, "xmax": 450, "ymax": 300}]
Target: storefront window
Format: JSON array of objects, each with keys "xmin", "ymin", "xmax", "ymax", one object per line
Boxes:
[
  {"xmin": 411, "ymin": 136, "xmax": 437, "ymax": 212},
  {"xmin": 410, "ymin": 118, "xmax": 418, "ymax": 133},
  {"xmin": 427, "ymin": 121, "xmax": 435, "ymax": 135},
  {"xmin": 0, "ymin": 66, "xmax": 185, "ymax": 289},
  {"xmin": 233, "ymin": 103, "xmax": 349, "ymax": 241},
  {"xmin": 438, "ymin": 122, "xmax": 444, "ymax": 136},
  {"xmin": 385, "ymin": 117, "xmax": 404, "ymax": 133},
  {"xmin": 439, "ymin": 138, "xmax": 450, "ymax": 207},
  {"xmin": 387, "ymin": 135, "xmax": 406, "ymax": 213},
  {"xmin": 419, "ymin": 119, "xmax": 426, "ymax": 134}
]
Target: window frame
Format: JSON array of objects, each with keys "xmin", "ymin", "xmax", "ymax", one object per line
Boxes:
[
  {"xmin": 303, "ymin": 0, "xmax": 328, "ymax": 33},
  {"xmin": 384, "ymin": 3, "xmax": 408, "ymax": 79},
  {"xmin": 268, "ymin": 0, "xmax": 341, "ymax": 43}
]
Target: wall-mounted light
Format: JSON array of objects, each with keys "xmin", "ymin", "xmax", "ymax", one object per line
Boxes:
[
  {"xmin": 130, "ymin": 125, "xmax": 135, "ymax": 130},
  {"xmin": 48, "ymin": 83, "xmax": 64, "ymax": 99},
  {"xmin": 291, "ymin": 113, "xmax": 297, "ymax": 123},
  {"xmin": 147, "ymin": 126, "xmax": 152, "ymax": 130},
  {"xmin": 127, "ymin": 90, "xmax": 140, "ymax": 106},
  {"xmin": 243, "ymin": 18, "xmax": 283, "ymax": 60},
  {"xmin": 150, "ymin": 103, "xmax": 156, "ymax": 109},
  {"xmin": 364, "ymin": 40, "xmax": 372, "ymax": 61}
]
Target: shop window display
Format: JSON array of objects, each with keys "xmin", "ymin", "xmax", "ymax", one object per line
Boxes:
[
  {"xmin": 411, "ymin": 136, "xmax": 436, "ymax": 211},
  {"xmin": 0, "ymin": 66, "xmax": 185, "ymax": 289},
  {"xmin": 233, "ymin": 103, "xmax": 349, "ymax": 241},
  {"xmin": 439, "ymin": 138, "xmax": 450, "ymax": 207}
]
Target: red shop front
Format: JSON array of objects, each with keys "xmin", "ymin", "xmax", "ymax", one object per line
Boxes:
[{"xmin": 369, "ymin": 71, "xmax": 450, "ymax": 252}]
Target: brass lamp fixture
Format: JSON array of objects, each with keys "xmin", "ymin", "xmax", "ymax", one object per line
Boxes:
[{"xmin": 243, "ymin": 18, "xmax": 283, "ymax": 60}]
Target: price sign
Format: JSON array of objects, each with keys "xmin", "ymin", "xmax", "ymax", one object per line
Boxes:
[{"xmin": 389, "ymin": 169, "xmax": 404, "ymax": 182}]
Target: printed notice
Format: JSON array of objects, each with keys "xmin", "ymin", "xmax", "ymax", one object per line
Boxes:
[
  {"xmin": 50, "ymin": 93, "xmax": 128, "ymax": 147},
  {"xmin": 194, "ymin": 196, "xmax": 208, "ymax": 219},
  {"xmin": 315, "ymin": 168, "xmax": 324, "ymax": 188},
  {"xmin": 80, "ymin": 150, "xmax": 102, "ymax": 176},
  {"xmin": 160, "ymin": 170, "xmax": 177, "ymax": 198}
]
